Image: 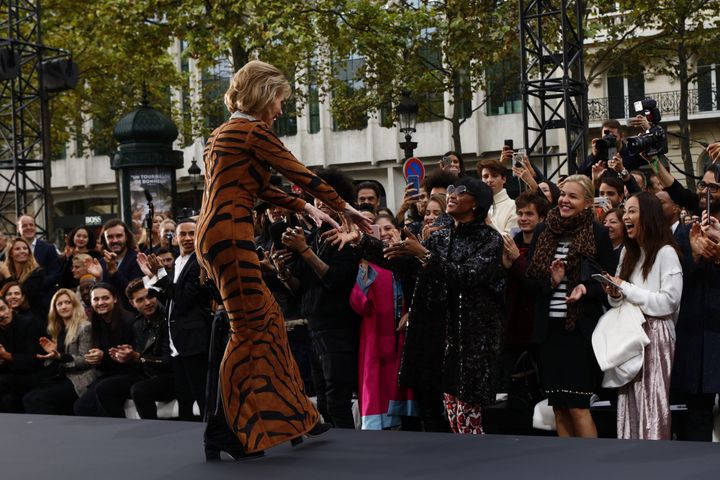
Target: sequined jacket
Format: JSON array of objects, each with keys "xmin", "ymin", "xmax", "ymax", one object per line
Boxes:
[{"xmin": 359, "ymin": 217, "xmax": 506, "ymax": 405}]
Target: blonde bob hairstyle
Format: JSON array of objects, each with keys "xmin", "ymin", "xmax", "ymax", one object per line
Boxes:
[
  {"xmin": 224, "ymin": 60, "xmax": 292, "ymax": 116},
  {"xmin": 47, "ymin": 288, "xmax": 89, "ymax": 346},
  {"xmin": 561, "ymin": 174, "xmax": 595, "ymax": 202}
]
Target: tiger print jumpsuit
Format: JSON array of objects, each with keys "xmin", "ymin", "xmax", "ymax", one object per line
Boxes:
[{"xmin": 196, "ymin": 116, "xmax": 346, "ymax": 453}]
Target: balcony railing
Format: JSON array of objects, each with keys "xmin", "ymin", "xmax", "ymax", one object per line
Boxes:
[{"xmin": 588, "ymin": 88, "xmax": 720, "ymax": 122}]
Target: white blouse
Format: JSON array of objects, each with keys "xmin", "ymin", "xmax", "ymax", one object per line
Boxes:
[{"xmin": 609, "ymin": 245, "xmax": 683, "ymax": 324}]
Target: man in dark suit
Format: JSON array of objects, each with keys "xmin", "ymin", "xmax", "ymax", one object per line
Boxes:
[
  {"xmin": 100, "ymin": 219, "xmax": 143, "ymax": 312},
  {"xmin": 140, "ymin": 219, "xmax": 211, "ymax": 420},
  {"xmin": 17, "ymin": 214, "xmax": 60, "ymax": 293}
]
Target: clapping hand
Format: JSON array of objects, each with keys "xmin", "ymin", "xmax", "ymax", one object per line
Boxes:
[
  {"xmin": 84, "ymin": 348, "xmax": 104, "ymax": 365},
  {"xmin": 137, "ymin": 252, "xmax": 162, "ymax": 278},
  {"xmin": 37, "ymin": 337, "xmax": 60, "ymax": 360},
  {"xmin": 102, "ymin": 250, "xmax": 119, "ymax": 275},
  {"xmin": 109, "ymin": 344, "xmax": 137, "ymax": 364}
]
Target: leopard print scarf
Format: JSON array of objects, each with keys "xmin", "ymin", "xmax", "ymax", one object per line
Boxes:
[{"xmin": 527, "ymin": 207, "xmax": 596, "ymax": 331}]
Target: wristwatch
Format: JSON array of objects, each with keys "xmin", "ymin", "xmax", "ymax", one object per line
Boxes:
[{"xmin": 619, "ymin": 168, "xmax": 629, "ymax": 179}]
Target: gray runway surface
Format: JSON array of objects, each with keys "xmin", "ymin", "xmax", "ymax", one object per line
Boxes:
[{"xmin": 2, "ymin": 413, "xmax": 719, "ymax": 479}]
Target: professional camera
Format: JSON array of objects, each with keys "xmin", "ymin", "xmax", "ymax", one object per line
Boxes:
[
  {"xmin": 595, "ymin": 130, "xmax": 618, "ymax": 161},
  {"xmin": 164, "ymin": 231, "xmax": 174, "ymax": 244},
  {"xmin": 626, "ymin": 97, "xmax": 668, "ymax": 157}
]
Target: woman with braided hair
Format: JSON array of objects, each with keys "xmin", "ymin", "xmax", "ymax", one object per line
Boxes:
[{"xmin": 526, "ymin": 174, "xmax": 616, "ymax": 438}]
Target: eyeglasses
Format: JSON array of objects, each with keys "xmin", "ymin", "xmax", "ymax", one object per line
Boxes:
[
  {"xmin": 697, "ymin": 181, "xmax": 720, "ymax": 194},
  {"xmin": 446, "ymin": 184, "xmax": 474, "ymax": 197}
]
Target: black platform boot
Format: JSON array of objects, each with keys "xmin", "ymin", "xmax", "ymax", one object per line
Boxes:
[
  {"xmin": 203, "ymin": 310, "xmax": 264, "ymax": 461},
  {"xmin": 290, "ymin": 421, "xmax": 332, "ymax": 447},
  {"xmin": 203, "ymin": 411, "xmax": 265, "ymax": 461}
]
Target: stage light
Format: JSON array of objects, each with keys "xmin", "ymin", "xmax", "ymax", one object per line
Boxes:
[
  {"xmin": 41, "ymin": 58, "xmax": 78, "ymax": 93},
  {"xmin": 0, "ymin": 48, "xmax": 21, "ymax": 81}
]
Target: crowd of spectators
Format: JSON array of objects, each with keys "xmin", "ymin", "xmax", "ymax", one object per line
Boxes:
[{"xmin": 1, "ymin": 122, "xmax": 720, "ymax": 444}]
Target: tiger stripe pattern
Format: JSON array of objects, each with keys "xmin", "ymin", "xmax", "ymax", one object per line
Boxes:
[{"xmin": 196, "ymin": 117, "xmax": 346, "ymax": 453}]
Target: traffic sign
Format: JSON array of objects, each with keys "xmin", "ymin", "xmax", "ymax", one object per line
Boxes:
[{"xmin": 403, "ymin": 157, "xmax": 425, "ymax": 182}]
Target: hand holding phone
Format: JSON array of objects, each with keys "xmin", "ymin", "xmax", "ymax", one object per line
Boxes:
[
  {"xmin": 591, "ymin": 273, "xmax": 621, "ymax": 288},
  {"xmin": 407, "ymin": 175, "xmax": 420, "ymax": 195}
]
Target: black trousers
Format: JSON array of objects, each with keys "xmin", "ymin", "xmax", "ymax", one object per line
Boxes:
[
  {"xmin": 310, "ymin": 329, "xmax": 357, "ymax": 429},
  {"xmin": 0, "ymin": 373, "xmax": 34, "ymax": 413},
  {"xmin": 23, "ymin": 376, "xmax": 78, "ymax": 415},
  {"xmin": 130, "ymin": 373, "xmax": 175, "ymax": 419},
  {"xmin": 73, "ymin": 372, "xmax": 144, "ymax": 417},
  {"xmin": 172, "ymin": 354, "xmax": 207, "ymax": 420},
  {"xmin": 676, "ymin": 392, "xmax": 717, "ymax": 441}
]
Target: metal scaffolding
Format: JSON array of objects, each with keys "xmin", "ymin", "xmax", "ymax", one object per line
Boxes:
[
  {"xmin": 0, "ymin": 0, "xmax": 69, "ymax": 237},
  {"xmin": 520, "ymin": 0, "xmax": 587, "ymax": 179}
]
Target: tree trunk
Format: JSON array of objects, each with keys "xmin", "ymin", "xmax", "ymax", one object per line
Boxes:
[
  {"xmin": 678, "ymin": 42, "xmax": 695, "ymax": 190},
  {"xmin": 230, "ymin": 40, "xmax": 249, "ymax": 72},
  {"xmin": 451, "ymin": 70, "xmax": 463, "ymax": 156}
]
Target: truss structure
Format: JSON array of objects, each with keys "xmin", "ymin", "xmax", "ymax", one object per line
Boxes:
[{"xmin": 520, "ymin": 0, "xmax": 587, "ymax": 179}]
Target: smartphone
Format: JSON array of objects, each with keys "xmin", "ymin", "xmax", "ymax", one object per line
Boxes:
[
  {"xmin": 269, "ymin": 220, "xmax": 289, "ymax": 249},
  {"xmin": 407, "ymin": 174, "xmax": 420, "ymax": 194},
  {"xmin": 504, "ymin": 139, "xmax": 514, "ymax": 151},
  {"xmin": 591, "ymin": 273, "xmax": 622, "ymax": 289},
  {"xmin": 440, "ymin": 156, "xmax": 452, "ymax": 168},
  {"xmin": 593, "ymin": 196, "xmax": 608, "ymax": 209},
  {"xmin": 370, "ymin": 224, "xmax": 381, "ymax": 240}
]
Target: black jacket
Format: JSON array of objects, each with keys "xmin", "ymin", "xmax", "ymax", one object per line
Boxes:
[
  {"xmin": 131, "ymin": 309, "xmax": 171, "ymax": 377},
  {"xmin": 359, "ymin": 219, "xmax": 507, "ymax": 405},
  {"xmin": 153, "ymin": 252, "xmax": 212, "ymax": 357},
  {"xmin": 105, "ymin": 249, "xmax": 144, "ymax": 312},
  {"xmin": 90, "ymin": 308, "xmax": 137, "ymax": 375},
  {"xmin": 526, "ymin": 222, "xmax": 617, "ymax": 343},
  {"xmin": 0, "ymin": 311, "xmax": 43, "ymax": 374}
]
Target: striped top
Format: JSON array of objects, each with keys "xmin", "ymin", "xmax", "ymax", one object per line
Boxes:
[{"xmin": 548, "ymin": 241, "xmax": 570, "ymax": 319}]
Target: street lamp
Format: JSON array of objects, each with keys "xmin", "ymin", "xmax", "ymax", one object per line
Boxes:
[
  {"xmin": 188, "ymin": 158, "xmax": 201, "ymax": 212},
  {"xmin": 396, "ymin": 91, "xmax": 419, "ymax": 159}
]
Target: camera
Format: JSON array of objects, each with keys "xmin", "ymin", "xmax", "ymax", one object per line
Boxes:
[
  {"xmin": 626, "ymin": 97, "xmax": 668, "ymax": 157},
  {"xmin": 164, "ymin": 232, "xmax": 174, "ymax": 244},
  {"xmin": 595, "ymin": 130, "xmax": 617, "ymax": 161}
]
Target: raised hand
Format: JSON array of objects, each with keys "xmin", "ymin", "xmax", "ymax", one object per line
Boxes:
[
  {"xmin": 383, "ymin": 228, "xmax": 426, "ymax": 260},
  {"xmin": 708, "ymin": 142, "xmax": 720, "ymax": 164},
  {"xmin": 102, "ymin": 250, "xmax": 119, "ymax": 275},
  {"xmin": 87, "ymin": 258, "xmax": 104, "ymax": 280},
  {"xmin": 549, "ymin": 259, "xmax": 566, "ymax": 288},
  {"xmin": 303, "ymin": 203, "xmax": 340, "ymax": 231},
  {"xmin": 321, "ymin": 227, "xmax": 360, "ymax": 251},
  {"xmin": 342, "ymin": 204, "xmax": 373, "ymax": 234}
]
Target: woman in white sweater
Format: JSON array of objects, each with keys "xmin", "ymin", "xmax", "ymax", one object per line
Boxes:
[{"xmin": 603, "ymin": 192, "xmax": 683, "ymax": 440}]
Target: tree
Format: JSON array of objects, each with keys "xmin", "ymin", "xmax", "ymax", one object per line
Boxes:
[{"xmin": 43, "ymin": 0, "xmax": 182, "ymax": 153}]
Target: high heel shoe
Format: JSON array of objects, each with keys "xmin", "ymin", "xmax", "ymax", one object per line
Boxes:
[{"xmin": 204, "ymin": 414, "xmax": 265, "ymax": 461}]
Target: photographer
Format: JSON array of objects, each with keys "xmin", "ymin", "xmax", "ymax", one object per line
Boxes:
[{"xmin": 578, "ymin": 119, "xmax": 646, "ymax": 177}]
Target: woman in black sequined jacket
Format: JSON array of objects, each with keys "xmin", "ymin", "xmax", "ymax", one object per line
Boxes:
[{"xmin": 344, "ymin": 177, "xmax": 505, "ymax": 433}]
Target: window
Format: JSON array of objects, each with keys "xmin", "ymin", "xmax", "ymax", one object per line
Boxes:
[
  {"xmin": 332, "ymin": 56, "xmax": 368, "ymax": 131},
  {"xmin": 273, "ymin": 95, "xmax": 297, "ymax": 137},
  {"xmin": 202, "ymin": 57, "xmax": 234, "ymax": 130},
  {"xmin": 697, "ymin": 59, "xmax": 719, "ymax": 112},
  {"xmin": 416, "ymin": 40, "xmax": 445, "ymax": 123},
  {"xmin": 607, "ymin": 64, "xmax": 644, "ymax": 119},
  {"xmin": 485, "ymin": 51, "xmax": 521, "ymax": 116}
]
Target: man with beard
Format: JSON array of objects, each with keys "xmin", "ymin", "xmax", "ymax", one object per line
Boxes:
[
  {"xmin": 272, "ymin": 167, "xmax": 361, "ymax": 428},
  {"xmin": 654, "ymin": 161, "xmax": 720, "ymax": 441},
  {"xmin": 100, "ymin": 219, "xmax": 143, "ymax": 312}
]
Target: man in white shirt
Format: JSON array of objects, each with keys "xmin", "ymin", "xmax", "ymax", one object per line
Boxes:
[{"xmin": 477, "ymin": 159, "xmax": 518, "ymax": 234}]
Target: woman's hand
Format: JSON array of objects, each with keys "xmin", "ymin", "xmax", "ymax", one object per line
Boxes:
[
  {"xmin": 383, "ymin": 228, "xmax": 426, "ymax": 260},
  {"xmin": 420, "ymin": 224, "xmax": 441, "ymax": 242},
  {"xmin": 281, "ymin": 226, "xmax": 308, "ymax": 252},
  {"xmin": 397, "ymin": 312, "xmax": 409, "ymax": 332},
  {"xmin": 601, "ymin": 273, "xmax": 623, "ymax": 298},
  {"xmin": 303, "ymin": 203, "xmax": 340, "ymax": 231},
  {"xmin": 37, "ymin": 337, "xmax": 60, "ymax": 360},
  {"xmin": 87, "ymin": 258, "xmax": 104, "ymax": 280},
  {"xmin": 0, "ymin": 263, "xmax": 10, "ymax": 280},
  {"xmin": 566, "ymin": 284, "xmax": 587, "ymax": 303},
  {"xmin": 400, "ymin": 183, "xmax": 421, "ymax": 211},
  {"xmin": 321, "ymin": 227, "xmax": 361, "ymax": 251},
  {"xmin": 549, "ymin": 259, "xmax": 566, "ymax": 288},
  {"xmin": 342, "ymin": 205, "xmax": 373, "ymax": 234}
]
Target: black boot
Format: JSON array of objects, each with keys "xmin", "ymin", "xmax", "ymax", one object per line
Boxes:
[
  {"xmin": 203, "ymin": 413, "xmax": 265, "ymax": 461},
  {"xmin": 290, "ymin": 421, "xmax": 332, "ymax": 447}
]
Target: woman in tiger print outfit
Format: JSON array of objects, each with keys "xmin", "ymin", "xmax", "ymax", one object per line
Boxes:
[{"xmin": 196, "ymin": 60, "xmax": 368, "ymax": 459}]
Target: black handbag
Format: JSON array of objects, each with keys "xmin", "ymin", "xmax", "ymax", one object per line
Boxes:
[{"xmin": 507, "ymin": 350, "xmax": 542, "ymax": 412}]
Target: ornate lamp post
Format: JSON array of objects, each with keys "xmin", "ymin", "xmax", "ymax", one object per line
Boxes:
[
  {"xmin": 188, "ymin": 158, "xmax": 201, "ymax": 212},
  {"xmin": 396, "ymin": 91, "xmax": 419, "ymax": 159}
]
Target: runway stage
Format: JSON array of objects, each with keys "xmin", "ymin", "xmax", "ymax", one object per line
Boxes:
[{"xmin": 2, "ymin": 413, "xmax": 719, "ymax": 480}]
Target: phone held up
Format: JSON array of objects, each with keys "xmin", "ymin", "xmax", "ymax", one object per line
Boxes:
[{"xmin": 407, "ymin": 175, "xmax": 420, "ymax": 195}]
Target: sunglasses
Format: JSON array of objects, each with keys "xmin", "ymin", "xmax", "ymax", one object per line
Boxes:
[
  {"xmin": 446, "ymin": 185, "xmax": 474, "ymax": 197},
  {"xmin": 697, "ymin": 181, "xmax": 720, "ymax": 194}
]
